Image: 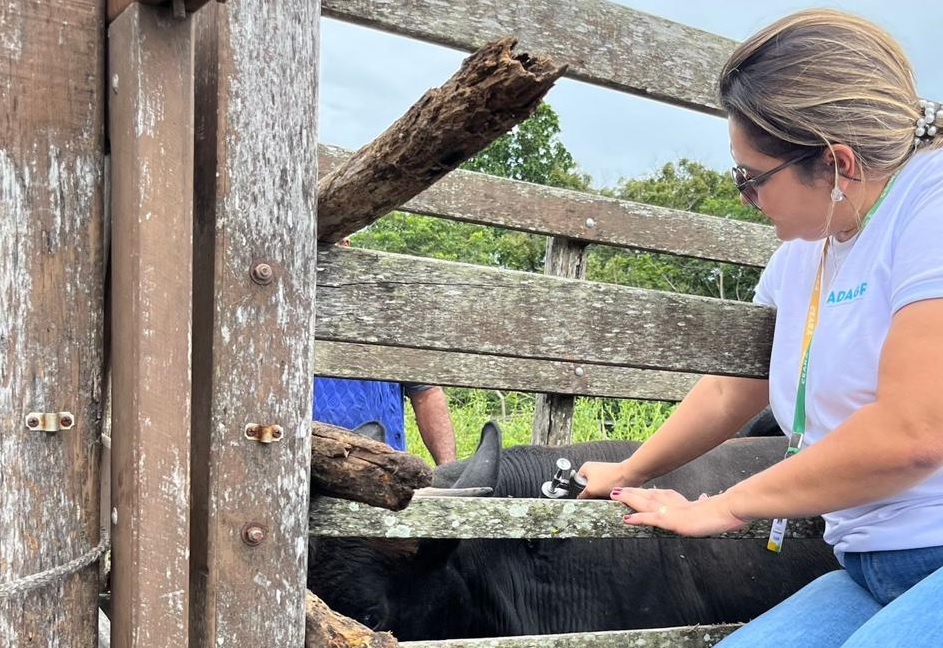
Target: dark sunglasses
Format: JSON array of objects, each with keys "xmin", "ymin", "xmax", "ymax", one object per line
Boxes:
[{"xmin": 731, "ymin": 149, "xmax": 821, "ymax": 210}]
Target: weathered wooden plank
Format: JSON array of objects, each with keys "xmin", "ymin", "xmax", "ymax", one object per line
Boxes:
[
  {"xmin": 190, "ymin": 1, "xmax": 319, "ymax": 646},
  {"xmin": 108, "ymin": 5, "xmax": 193, "ymax": 647},
  {"xmin": 309, "ymin": 496, "xmax": 825, "ymax": 540},
  {"xmin": 0, "ymin": 0, "xmax": 105, "ymax": 644},
  {"xmin": 322, "ymin": 0, "xmax": 735, "ymax": 114},
  {"xmin": 317, "ymin": 37, "xmax": 565, "ymax": 243},
  {"xmin": 314, "ymin": 341, "xmax": 700, "ymax": 401},
  {"xmin": 401, "ymin": 625, "xmax": 741, "ymax": 648},
  {"xmin": 108, "ymin": 0, "xmax": 217, "ymax": 23},
  {"xmin": 319, "ymin": 145, "xmax": 779, "ymax": 268},
  {"xmin": 533, "ymin": 237, "xmax": 588, "ymax": 445},
  {"xmin": 0, "ymin": 0, "xmax": 105, "ymax": 641},
  {"xmin": 316, "ymin": 246, "xmax": 775, "ymax": 378}
]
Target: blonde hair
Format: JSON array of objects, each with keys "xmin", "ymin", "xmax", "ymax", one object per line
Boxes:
[{"xmin": 719, "ymin": 9, "xmax": 940, "ymax": 180}]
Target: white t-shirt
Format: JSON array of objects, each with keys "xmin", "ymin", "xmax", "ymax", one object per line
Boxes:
[{"xmin": 754, "ymin": 148, "xmax": 943, "ymax": 558}]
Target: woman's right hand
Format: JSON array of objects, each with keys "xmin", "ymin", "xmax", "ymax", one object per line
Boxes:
[{"xmin": 576, "ymin": 461, "xmax": 637, "ymax": 499}]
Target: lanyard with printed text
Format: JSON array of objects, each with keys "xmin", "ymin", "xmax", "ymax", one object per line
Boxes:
[
  {"xmin": 766, "ymin": 173, "xmax": 899, "ymax": 553},
  {"xmin": 767, "ymin": 238, "xmax": 829, "ymax": 552}
]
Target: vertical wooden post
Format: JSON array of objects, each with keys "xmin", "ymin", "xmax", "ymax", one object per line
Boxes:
[
  {"xmin": 532, "ymin": 237, "xmax": 588, "ymax": 445},
  {"xmin": 0, "ymin": 1, "xmax": 105, "ymax": 644},
  {"xmin": 108, "ymin": 4, "xmax": 194, "ymax": 647},
  {"xmin": 190, "ymin": 1, "xmax": 319, "ymax": 644}
]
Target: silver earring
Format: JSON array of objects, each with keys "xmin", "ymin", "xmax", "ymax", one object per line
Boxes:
[{"xmin": 831, "ymin": 186, "xmax": 845, "ymax": 202}]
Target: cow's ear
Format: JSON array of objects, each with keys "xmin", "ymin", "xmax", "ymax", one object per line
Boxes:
[
  {"xmin": 414, "ymin": 538, "xmax": 460, "ymax": 566},
  {"xmin": 450, "ymin": 421, "xmax": 502, "ymax": 490},
  {"xmin": 351, "ymin": 420, "xmax": 387, "ymax": 444}
]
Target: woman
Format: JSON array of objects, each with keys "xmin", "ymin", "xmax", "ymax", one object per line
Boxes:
[{"xmin": 578, "ymin": 9, "xmax": 943, "ymax": 646}]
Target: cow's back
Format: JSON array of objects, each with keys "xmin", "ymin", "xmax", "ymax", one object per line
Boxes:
[
  {"xmin": 495, "ymin": 436, "xmax": 792, "ymax": 497},
  {"xmin": 311, "ymin": 435, "xmax": 839, "ymax": 640},
  {"xmin": 451, "ymin": 437, "xmax": 837, "ymax": 636}
]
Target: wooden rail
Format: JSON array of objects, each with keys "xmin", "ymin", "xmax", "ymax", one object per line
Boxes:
[
  {"xmin": 318, "ymin": 145, "xmax": 779, "ymax": 267},
  {"xmin": 310, "ymin": 496, "xmax": 825, "ymax": 541},
  {"xmin": 313, "ymin": 246, "xmax": 775, "ymax": 397},
  {"xmin": 313, "ymin": 340, "xmax": 700, "ymax": 401},
  {"xmin": 400, "ymin": 625, "xmax": 741, "ymax": 648},
  {"xmin": 323, "ymin": 0, "xmax": 735, "ymax": 114}
]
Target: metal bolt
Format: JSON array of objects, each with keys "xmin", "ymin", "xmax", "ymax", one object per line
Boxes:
[
  {"xmin": 59, "ymin": 414, "xmax": 74, "ymax": 428},
  {"xmin": 574, "ymin": 366, "xmax": 585, "ymax": 377},
  {"xmin": 250, "ymin": 262, "xmax": 274, "ymax": 285},
  {"xmin": 242, "ymin": 523, "xmax": 266, "ymax": 546},
  {"xmin": 26, "ymin": 415, "xmax": 40, "ymax": 428},
  {"xmin": 585, "ymin": 218, "xmax": 596, "ymax": 229}
]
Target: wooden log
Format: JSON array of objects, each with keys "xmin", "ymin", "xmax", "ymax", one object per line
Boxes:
[
  {"xmin": 317, "ymin": 36, "xmax": 566, "ymax": 243},
  {"xmin": 305, "ymin": 590, "xmax": 399, "ymax": 648},
  {"xmin": 311, "ymin": 423, "xmax": 433, "ymax": 511}
]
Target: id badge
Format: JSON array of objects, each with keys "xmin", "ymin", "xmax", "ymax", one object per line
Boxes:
[
  {"xmin": 767, "ymin": 517, "xmax": 788, "ymax": 553},
  {"xmin": 767, "ymin": 432, "xmax": 804, "ymax": 552}
]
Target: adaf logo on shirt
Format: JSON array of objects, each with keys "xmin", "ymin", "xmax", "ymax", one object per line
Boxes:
[{"xmin": 826, "ymin": 281, "xmax": 868, "ymax": 306}]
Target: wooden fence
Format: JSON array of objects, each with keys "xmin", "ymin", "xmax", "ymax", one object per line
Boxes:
[
  {"xmin": 0, "ymin": 1, "xmax": 801, "ymax": 647},
  {"xmin": 313, "ymin": 2, "xmax": 793, "ymax": 648},
  {"xmin": 3, "ymin": 0, "xmax": 318, "ymax": 646}
]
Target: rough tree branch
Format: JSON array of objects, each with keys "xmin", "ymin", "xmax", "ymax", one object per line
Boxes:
[{"xmin": 317, "ymin": 36, "xmax": 567, "ymax": 242}]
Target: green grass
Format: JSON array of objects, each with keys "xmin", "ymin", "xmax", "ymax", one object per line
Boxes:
[{"xmin": 405, "ymin": 388, "xmax": 676, "ymax": 466}]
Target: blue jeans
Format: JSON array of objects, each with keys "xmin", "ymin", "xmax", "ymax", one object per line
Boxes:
[{"xmin": 717, "ymin": 545, "xmax": 943, "ymax": 647}]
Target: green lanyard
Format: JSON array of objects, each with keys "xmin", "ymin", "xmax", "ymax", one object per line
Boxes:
[{"xmin": 767, "ymin": 172, "xmax": 899, "ymax": 553}]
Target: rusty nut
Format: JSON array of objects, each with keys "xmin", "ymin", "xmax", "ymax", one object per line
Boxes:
[
  {"xmin": 250, "ymin": 262, "xmax": 274, "ymax": 286},
  {"xmin": 241, "ymin": 523, "xmax": 267, "ymax": 547}
]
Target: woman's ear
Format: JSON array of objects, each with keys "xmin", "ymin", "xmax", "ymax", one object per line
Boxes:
[{"xmin": 828, "ymin": 144, "xmax": 858, "ymax": 180}]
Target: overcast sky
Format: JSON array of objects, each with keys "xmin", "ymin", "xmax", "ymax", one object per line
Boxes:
[{"xmin": 319, "ymin": 1, "xmax": 941, "ymax": 189}]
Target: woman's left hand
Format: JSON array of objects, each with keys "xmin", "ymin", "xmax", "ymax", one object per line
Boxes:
[{"xmin": 609, "ymin": 486, "xmax": 750, "ymax": 537}]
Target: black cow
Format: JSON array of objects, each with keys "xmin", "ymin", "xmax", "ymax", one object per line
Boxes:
[
  {"xmin": 736, "ymin": 406, "xmax": 784, "ymax": 437},
  {"xmin": 308, "ymin": 422, "xmax": 837, "ymax": 640}
]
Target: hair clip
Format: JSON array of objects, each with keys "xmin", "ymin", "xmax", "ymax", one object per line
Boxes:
[{"xmin": 915, "ymin": 99, "xmax": 942, "ymax": 147}]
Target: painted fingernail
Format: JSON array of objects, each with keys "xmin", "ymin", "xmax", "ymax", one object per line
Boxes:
[
  {"xmin": 610, "ymin": 487, "xmax": 622, "ymax": 497},
  {"xmin": 622, "ymin": 514, "xmax": 636, "ymax": 524}
]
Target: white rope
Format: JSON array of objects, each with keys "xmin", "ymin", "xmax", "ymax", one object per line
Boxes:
[{"xmin": 0, "ymin": 534, "xmax": 110, "ymax": 599}]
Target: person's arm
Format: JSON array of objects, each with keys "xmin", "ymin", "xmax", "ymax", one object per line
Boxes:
[
  {"xmin": 578, "ymin": 375, "xmax": 769, "ymax": 498},
  {"xmin": 619, "ymin": 298, "xmax": 943, "ymax": 535},
  {"xmin": 408, "ymin": 386, "xmax": 457, "ymax": 465}
]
